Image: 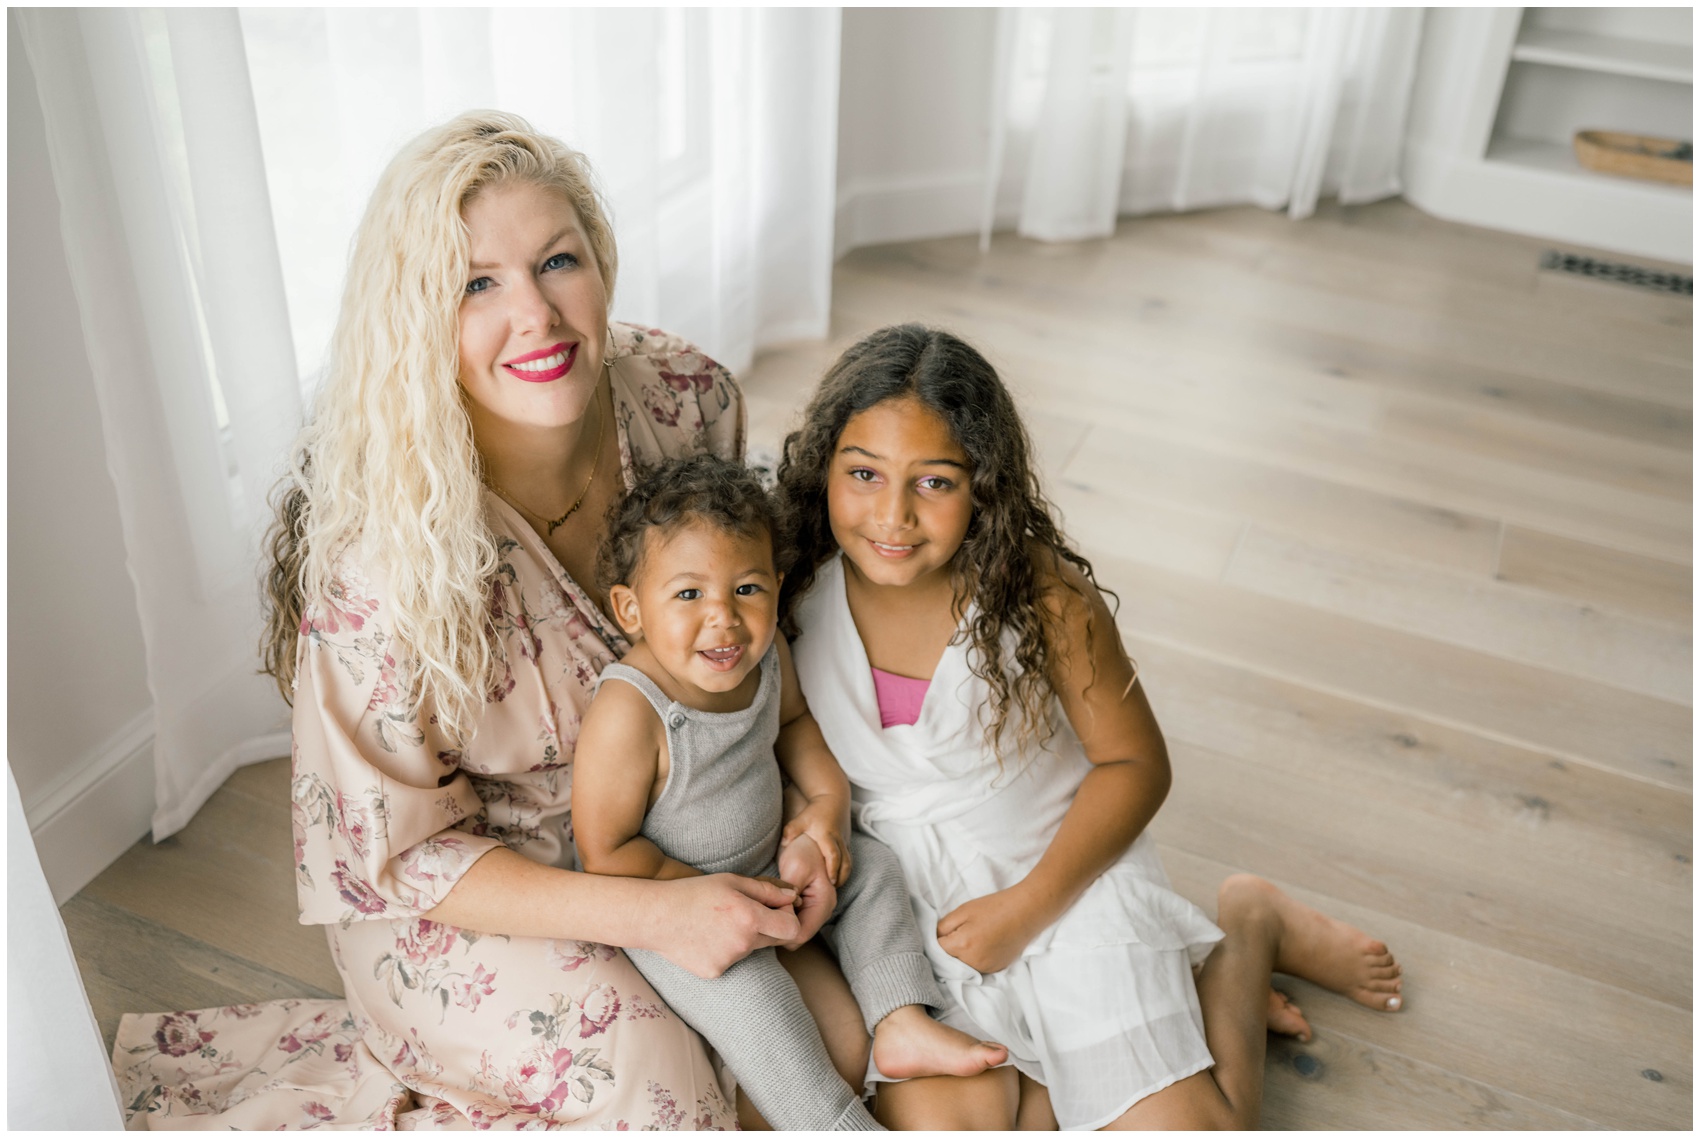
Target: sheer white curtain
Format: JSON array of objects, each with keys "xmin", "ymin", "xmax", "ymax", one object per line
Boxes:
[
  {"xmin": 18, "ymin": 8, "xmax": 841, "ymax": 841},
  {"xmin": 241, "ymin": 7, "xmax": 842, "ymax": 390},
  {"xmin": 983, "ymin": 7, "xmax": 1425, "ymax": 244},
  {"xmin": 17, "ymin": 8, "xmax": 299, "ymax": 842}
]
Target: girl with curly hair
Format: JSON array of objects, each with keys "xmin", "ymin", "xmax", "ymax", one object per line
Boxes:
[{"xmin": 777, "ymin": 324, "xmax": 1405, "ymax": 1129}]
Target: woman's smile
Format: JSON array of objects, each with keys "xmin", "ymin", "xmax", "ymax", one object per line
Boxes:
[{"xmin": 505, "ymin": 341, "xmax": 577, "ymax": 382}]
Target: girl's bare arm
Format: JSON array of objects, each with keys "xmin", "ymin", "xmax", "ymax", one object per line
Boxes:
[{"xmin": 936, "ymin": 553, "xmax": 1169, "ymax": 973}]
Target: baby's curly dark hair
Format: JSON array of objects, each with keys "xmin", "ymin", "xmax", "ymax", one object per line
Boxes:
[
  {"xmin": 596, "ymin": 454, "xmax": 778, "ymax": 592},
  {"xmin": 775, "ymin": 324, "xmax": 1114, "ymax": 759}
]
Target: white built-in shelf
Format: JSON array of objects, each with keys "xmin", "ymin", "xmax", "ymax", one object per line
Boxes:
[
  {"xmin": 1511, "ymin": 26, "xmax": 1693, "ymax": 85},
  {"xmin": 1485, "ymin": 134, "xmax": 1693, "ymax": 197}
]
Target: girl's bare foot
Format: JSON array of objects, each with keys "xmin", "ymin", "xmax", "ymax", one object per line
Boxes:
[
  {"xmin": 871, "ymin": 1005, "xmax": 1008, "ymax": 1079},
  {"xmin": 1266, "ymin": 987, "xmax": 1312, "ymax": 1041},
  {"xmin": 1225, "ymin": 874, "xmax": 1404, "ymax": 1013}
]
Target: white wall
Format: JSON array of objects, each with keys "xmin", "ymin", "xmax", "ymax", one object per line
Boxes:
[
  {"xmin": 834, "ymin": 7, "xmax": 999, "ymax": 255},
  {"xmin": 8, "ymin": 13, "xmax": 157, "ymax": 900}
]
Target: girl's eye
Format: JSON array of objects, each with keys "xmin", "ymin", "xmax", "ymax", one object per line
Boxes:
[
  {"xmin": 735, "ymin": 583, "xmax": 763, "ymax": 596},
  {"xmin": 919, "ymin": 476, "xmax": 954, "ymax": 492},
  {"xmin": 849, "ymin": 467, "xmax": 878, "ymax": 483},
  {"xmin": 466, "ymin": 276, "xmax": 493, "ymax": 295},
  {"xmin": 675, "ymin": 588, "xmax": 701, "ymax": 601},
  {"xmin": 543, "ymin": 252, "xmax": 579, "ymax": 272}
]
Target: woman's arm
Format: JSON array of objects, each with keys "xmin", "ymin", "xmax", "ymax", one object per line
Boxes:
[
  {"xmin": 423, "ymin": 849, "xmax": 801, "ymax": 978},
  {"xmin": 936, "ymin": 553, "xmax": 1169, "ymax": 974},
  {"xmin": 573, "ymin": 679, "xmax": 701, "ymax": 882}
]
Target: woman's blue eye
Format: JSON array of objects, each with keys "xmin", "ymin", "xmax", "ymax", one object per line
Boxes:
[
  {"xmin": 544, "ymin": 252, "xmax": 578, "ymax": 271},
  {"xmin": 676, "ymin": 588, "xmax": 701, "ymax": 601},
  {"xmin": 466, "ymin": 276, "xmax": 493, "ymax": 295}
]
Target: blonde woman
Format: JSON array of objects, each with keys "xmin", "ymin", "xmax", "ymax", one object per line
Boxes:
[{"xmin": 114, "ymin": 113, "xmax": 951, "ymax": 1128}]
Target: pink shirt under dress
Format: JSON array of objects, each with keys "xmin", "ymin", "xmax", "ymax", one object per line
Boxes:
[{"xmin": 871, "ymin": 666, "xmax": 931, "ymax": 728}]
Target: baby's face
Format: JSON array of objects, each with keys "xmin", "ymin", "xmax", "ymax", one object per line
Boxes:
[{"xmin": 614, "ymin": 520, "xmax": 780, "ymax": 703}]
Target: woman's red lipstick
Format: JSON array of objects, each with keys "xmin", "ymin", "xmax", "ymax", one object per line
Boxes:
[{"xmin": 503, "ymin": 341, "xmax": 576, "ymax": 383}]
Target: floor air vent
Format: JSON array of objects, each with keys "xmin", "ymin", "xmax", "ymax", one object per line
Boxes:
[{"xmin": 1539, "ymin": 250, "xmax": 1692, "ymax": 296}]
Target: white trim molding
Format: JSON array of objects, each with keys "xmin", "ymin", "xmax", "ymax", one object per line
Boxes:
[
  {"xmin": 835, "ymin": 172, "xmax": 998, "ymax": 258},
  {"xmin": 23, "ymin": 709, "xmax": 155, "ymax": 904}
]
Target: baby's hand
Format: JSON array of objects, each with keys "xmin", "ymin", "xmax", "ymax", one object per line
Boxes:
[
  {"xmin": 776, "ymin": 834, "xmax": 837, "ymax": 950},
  {"xmin": 781, "ymin": 799, "xmax": 851, "ymax": 887},
  {"xmin": 936, "ymin": 885, "xmax": 1046, "ymax": 975}
]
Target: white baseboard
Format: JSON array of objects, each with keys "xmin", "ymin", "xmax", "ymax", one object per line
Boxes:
[
  {"xmin": 25, "ymin": 709, "xmax": 156, "ymax": 904},
  {"xmin": 835, "ymin": 171, "xmax": 996, "ymax": 257}
]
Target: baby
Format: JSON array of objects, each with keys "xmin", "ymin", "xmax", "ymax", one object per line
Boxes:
[{"xmin": 572, "ymin": 455, "xmax": 1005, "ymax": 1131}]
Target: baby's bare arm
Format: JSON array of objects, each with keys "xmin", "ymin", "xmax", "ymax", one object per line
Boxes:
[
  {"xmin": 572, "ymin": 680, "xmax": 700, "ymax": 882},
  {"xmin": 773, "ymin": 637, "xmax": 854, "ymax": 883}
]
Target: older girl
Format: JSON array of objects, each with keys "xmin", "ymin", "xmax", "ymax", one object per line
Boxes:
[{"xmin": 777, "ymin": 325, "xmax": 1405, "ymax": 1130}]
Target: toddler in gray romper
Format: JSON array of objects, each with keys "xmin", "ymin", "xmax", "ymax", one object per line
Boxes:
[
  {"xmin": 601, "ymin": 647, "xmax": 942, "ymax": 1131},
  {"xmin": 572, "ymin": 455, "xmax": 1005, "ymax": 1130}
]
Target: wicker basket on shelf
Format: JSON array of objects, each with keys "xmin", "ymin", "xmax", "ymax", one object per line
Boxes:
[{"xmin": 1573, "ymin": 130, "xmax": 1693, "ymax": 186}]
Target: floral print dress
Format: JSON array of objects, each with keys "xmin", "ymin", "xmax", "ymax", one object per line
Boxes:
[{"xmin": 113, "ymin": 325, "xmax": 746, "ymax": 1129}]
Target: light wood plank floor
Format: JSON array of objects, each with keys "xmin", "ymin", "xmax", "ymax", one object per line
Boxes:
[{"xmin": 66, "ymin": 200, "xmax": 1691, "ymax": 1129}]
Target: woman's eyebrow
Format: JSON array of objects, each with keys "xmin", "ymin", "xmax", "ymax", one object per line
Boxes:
[{"xmin": 470, "ymin": 228, "xmax": 576, "ymax": 270}]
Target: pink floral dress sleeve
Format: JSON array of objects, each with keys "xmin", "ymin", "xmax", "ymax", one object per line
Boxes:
[{"xmin": 290, "ymin": 556, "xmax": 503, "ymax": 926}]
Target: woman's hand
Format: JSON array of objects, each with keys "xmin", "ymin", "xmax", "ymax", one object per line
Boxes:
[
  {"xmin": 650, "ymin": 874, "xmax": 802, "ymax": 979},
  {"xmin": 936, "ymin": 884, "xmax": 1050, "ymax": 975},
  {"xmin": 776, "ymin": 835, "xmax": 839, "ymax": 950},
  {"xmin": 781, "ymin": 797, "xmax": 852, "ymax": 886}
]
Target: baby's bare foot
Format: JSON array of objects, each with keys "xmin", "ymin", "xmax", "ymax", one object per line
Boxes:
[
  {"xmin": 871, "ymin": 1005, "xmax": 1007, "ymax": 1080},
  {"xmin": 1240, "ymin": 876, "xmax": 1402, "ymax": 1012},
  {"xmin": 1266, "ymin": 987, "xmax": 1312, "ymax": 1041}
]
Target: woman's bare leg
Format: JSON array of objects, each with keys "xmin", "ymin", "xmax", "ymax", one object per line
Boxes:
[{"xmin": 1102, "ymin": 874, "xmax": 1402, "ymax": 1129}]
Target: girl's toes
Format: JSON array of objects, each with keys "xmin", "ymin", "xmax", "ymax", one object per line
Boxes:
[{"xmin": 1384, "ymin": 995, "xmax": 1403, "ymax": 1012}]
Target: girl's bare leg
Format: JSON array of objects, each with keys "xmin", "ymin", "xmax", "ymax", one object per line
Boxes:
[
  {"xmin": 1102, "ymin": 874, "xmax": 1402, "ymax": 1130},
  {"xmin": 1015, "ymin": 1073, "xmax": 1057, "ymax": 1130},
  {"xmin": 874, "ymin": 1067, "xmax": 1020, "ymax": 1130}
]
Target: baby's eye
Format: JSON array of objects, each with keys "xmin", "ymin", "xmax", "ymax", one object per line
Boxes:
[
  {"xmin": 735, "ymin": 583, "xmax": 764, "ymax": 596},
  {"xmin": 543, "ymin": 252, "xmax": 579, "ymax": 272},
  {"xmin": 465, "ymin": 276, "xmax": 493, "ymax": 295},
  {"xmin": 675, "ymin": 588, "xmax": 702, "ymax": 601}
]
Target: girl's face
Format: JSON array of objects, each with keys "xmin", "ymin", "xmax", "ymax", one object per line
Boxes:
[
  {"xmin": 609, "ymin": 521, "xmax": 781, "ymax": 707},
  {"xmin": 457, "ymin": 180, "xmax": 608, "ymax": 434},
  {"xmin": 828, "ymin": 395, "xmax": 974, "ymax": 592}
]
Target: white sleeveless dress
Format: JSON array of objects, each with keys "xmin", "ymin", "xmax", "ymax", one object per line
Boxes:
[{"xmin": 792, "ymin": 555, "xmax": 1225, "ymax": 1130}]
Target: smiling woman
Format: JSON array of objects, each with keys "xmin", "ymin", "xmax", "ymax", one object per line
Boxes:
[{"xmin": 108, "ymin": 112, "xmax": 804, "ymax": 1129}]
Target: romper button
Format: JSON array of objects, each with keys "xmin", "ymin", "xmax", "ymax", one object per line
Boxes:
[{"xmin": 669, "ymin": 713, "xmax": 686, "ymax": 729}]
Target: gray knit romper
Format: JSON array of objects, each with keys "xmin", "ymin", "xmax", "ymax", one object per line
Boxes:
[{"xmin": 599, "ymin": 644, "xmax": 945, "ymax": 1131}]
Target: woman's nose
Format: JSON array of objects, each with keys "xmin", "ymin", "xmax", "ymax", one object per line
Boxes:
[{"xmin": 509, "ymin": 276, "xmax": 558, "ymax": 335}]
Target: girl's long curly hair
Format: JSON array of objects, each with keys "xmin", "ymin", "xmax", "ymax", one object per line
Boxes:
[
  {"xmin": 775, "ymin": 324, "xmax": 1113, "ymax": 758},
  {"xmin": 259, "ymin": 111, "xmax": 619, "ymax": 745}
]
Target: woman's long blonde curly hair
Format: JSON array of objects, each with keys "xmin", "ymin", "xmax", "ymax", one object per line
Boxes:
[{"xmin": 260, "ymin": 110, "xmax": 618, "ymax": 745}]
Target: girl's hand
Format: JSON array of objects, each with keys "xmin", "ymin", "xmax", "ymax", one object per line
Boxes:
[
  {"xmin": 653, "ymin": 874, "xmax": 801, "ymax": 979},
  {"xmin": 936, "ymin": 885, "xmax": 1048, "ymax": 975},
  {"xmin": 781, "ymin": 799, "xmax": 852, "ymax": 886},
  {"xmin": 776, "ymin": 835, "xmax": 839, "ymax": 949}
]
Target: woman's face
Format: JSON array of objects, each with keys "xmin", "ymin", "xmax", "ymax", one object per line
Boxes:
[
  {"xmin": 458, "ymin": 180, "xmax": 609, "ymax": 433},
  {"xmin": 827, "ymin": 395, "xmax": 975, "ymax": 592}
]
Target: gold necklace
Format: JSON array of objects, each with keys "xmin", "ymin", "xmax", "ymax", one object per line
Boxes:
[{"xmin": 487, "ymin": 392, "xmax": 608, "ymax": 536}]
